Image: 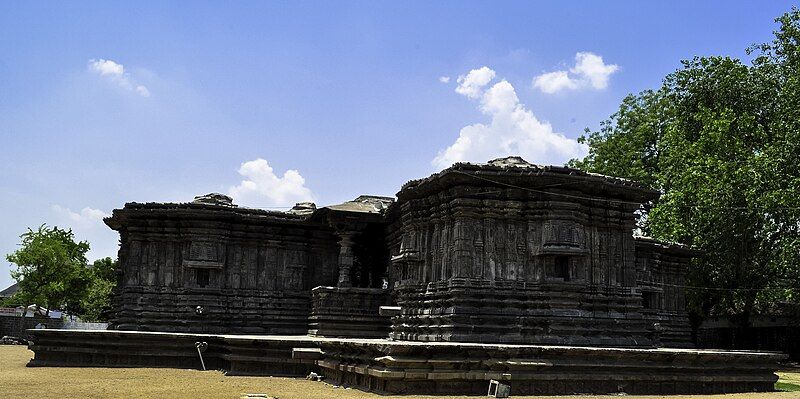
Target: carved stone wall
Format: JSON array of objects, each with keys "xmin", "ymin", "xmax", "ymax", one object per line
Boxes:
[
  {"xmin": 634, "ymin": 237, "xmax": 695, "ymax": 347},
  {"xmin": 308, "ymin": 286, "xmax": 392, "ymax": 338},
  {"xmin": 106, "ymin": 201, "xmax": 340, "ymax": 334},
  {"xmin": 103, "ymin": 160, "xmax": 696, "ymax": 347},
  {"xmin": 385, "ymin": 160, "xmax": 687, "ymax": 347}
]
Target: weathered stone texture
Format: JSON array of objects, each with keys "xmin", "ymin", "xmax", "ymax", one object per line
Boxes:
[
  {"xmin": 0, "ymin": 315, "xmax": 63, "ymax": 340},
  {"xmin": 27, "ymin": 329, "xmax": 785, "ymax": 395},
  {"xmin": 105, "ymin": 198, "xmax": 342, "ymax": 334},
  {"xmin": 25, "ymin": 158, "xmax": 783, "ymax": 396},
  {"xmin": 317, "ymin": 339, "xmax": 783, "ymax": 395},
  {"xmin": 308, "ymin": 286, "xmax": 391, "ymax": 338},
  {"xmin": 635, "ymin": 237, "xmax": 694, "ymax": 347},
  {"xmin": 103, "ymin": 159, "xmax": 697, "ymax": 345},
  {"xmin": 385, "ymin": 158, "xmax": 695, "ymax": 347}
]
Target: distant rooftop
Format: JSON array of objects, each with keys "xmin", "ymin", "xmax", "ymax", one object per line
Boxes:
[{"xmin": 0, "ymin": 283, "xmax": 18, "ymax": 298}]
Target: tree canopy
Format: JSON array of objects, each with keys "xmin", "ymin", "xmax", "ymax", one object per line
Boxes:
[
  {"xmin": 5, "ymin": 225, "xmax": 117, "ymax": 321},
  {"xmin": 80, "ymin": 257, "xmax": 117, "ymax": 322},
  {"xmin": 5, "ymin": 225, "xmax": 92, "ymax": 315},
  {"xmin": 569, "ymin": 9, "xmax": 800, "ymax": 326}
]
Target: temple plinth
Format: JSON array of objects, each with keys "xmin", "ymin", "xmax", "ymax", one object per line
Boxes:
[{"xmin": 25, "ymin": 157, "xmax": 783, "ymax": 395}]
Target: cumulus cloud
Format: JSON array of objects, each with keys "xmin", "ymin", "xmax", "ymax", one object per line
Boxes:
[
  {"xmin": 433, "ymin": 66, "xmax": 587, "ymax": 169},
  {"xmin": 439, "ymin": 76, "xmax": 451, "ymax": 84},
  {"xmin": 88, "ymin": 58, "xmax": 151, "ymax": 97},
  {"xmin": 532, "ymin": 70, "xmax": 578, "ymax": 94},
  {"xmin": 571, "ymin": 52, "xmax": 619, "ymax": 89},
  {"xmin": 455, "ymin": 67, "xmax": 496, "ymax": 98},
  {"xmin": 532, "ymin": 52, "xmax": 618, "ymax": 94},
  {"xmin": 51, "ymin": 205, "xmax": 118, "ymax": 261},
  {"xmin": 52, "ymin": 205, "xmax": 109, "ymax": 224},
  {"xmin": 228, "ymin": 159, "xmax": 314, "ymax": 208}
]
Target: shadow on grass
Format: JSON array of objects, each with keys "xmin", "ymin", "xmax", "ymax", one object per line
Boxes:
[{"xmin": 776, "ymin": 381, "xmax": 800, "ymax": 392}]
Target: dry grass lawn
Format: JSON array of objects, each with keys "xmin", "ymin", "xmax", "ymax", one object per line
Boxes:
[{"xmin": 1, "ymin": 345, "xmax": 799, "ymax": 399}]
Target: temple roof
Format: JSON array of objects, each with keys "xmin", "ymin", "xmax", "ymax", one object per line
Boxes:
[
  {"xmin": 323, "ymin": 195, "xmax": 394, "ymax": 214},
  {"xmin": 105, "ymin": 193, "xmax": 395, "ymax": 230},
  {"xmin": 396, "ymin": 156, "xmax": 660, "ymax": 204},
  {"xmin": 104, "ymin": 193, "xmax": 307, "ymax": 230},
  {"xmin": 105, "ymin": 156, "xmax": 659, "ymax": 230}
]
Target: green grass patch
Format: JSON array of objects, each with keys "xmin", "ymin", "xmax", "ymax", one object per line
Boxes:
[{"xmin": 776, "ymin": 381, "xmax": 800, "ymax": 392}]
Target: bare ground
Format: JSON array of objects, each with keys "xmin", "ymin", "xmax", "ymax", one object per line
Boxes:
[{"xmin": 0, "ymin": 346, "xmax": 798, "ymax": 399}]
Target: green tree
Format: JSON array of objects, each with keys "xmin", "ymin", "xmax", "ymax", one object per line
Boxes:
[
  {"xmin": 6, "ymin": 225, "xmax": 91, "ymax": 316},
  {"xmin": 79, "ymin": 257, "xmax": 117, "ymax": 322},
  {"xmin": 569, "ymin": 9, "xmax": 800, "ymax": 328}
]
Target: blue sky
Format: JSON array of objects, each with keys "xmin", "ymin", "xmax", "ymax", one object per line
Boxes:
[{"xmin": 0, "ymin": 1, "xmax": 795, "ymax": 289}]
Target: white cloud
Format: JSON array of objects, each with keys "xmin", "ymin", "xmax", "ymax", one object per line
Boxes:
[
  {"xmin": 89, "ymin": 59, "xmax": 124, "ymax": 77},
  {"xmin": 532, "ymin": 70, "xmax": 578, "ymax": 94},
  {"xmin": 135, "ymin": 85, "xmax": 151, "ymax": 97},
  {"xmin": 532, "ymin": 52, "xmax": 619, "ymax": 94},
  {"xmin": 51, "ymin": 205, "xmax": 118, "ymax": 261},
  {"xmin": 433, "ymin": 66, "xmax": 587, "ymax": 169},
  {"xmin": 51, "ymin": 205, "xmax": 109, "ymax": 225},
  {"xmin": 455, "ymin": 67, "xmax": 496, "ymax": 99},
  {"xmin": 88, "ymin": 58, "xmax": 150, "ymax": 97},
  {"xmin": 571, "ymin": 52, "xmax": 619, "ymax": 89},
  {"xmin": 439, "ymin": 76, "xmax": 451, "ymax": 84},
  {"xmin": 228, "ymin": 159, "xmax": 314, "ymax": 208}
]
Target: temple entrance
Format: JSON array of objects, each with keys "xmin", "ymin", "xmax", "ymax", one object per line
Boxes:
[{"xmin": 350, "ymin": 224, "xmax": 389, "ymax": 288}]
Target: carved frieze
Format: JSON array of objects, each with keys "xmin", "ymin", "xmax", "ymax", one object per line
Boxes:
[
  {"xmin": 183, "ymin": 240, "xmax": 225, "ymax": 270},
  {"xmin": 533, "ymin": 220, "xmax": 588, "ymax": 256}
]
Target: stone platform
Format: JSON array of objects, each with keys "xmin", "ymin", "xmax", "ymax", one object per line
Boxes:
[
  {"xmin": 27, "ymin": 329, "xmax": 785, "ymax": 395},
  {"xmin": 27, "ymin": 329, "xmax": 321, "ymax": 376},
  {"xmin": 308, "ymin": 286, "xmax": 391, "ymax": 338}
]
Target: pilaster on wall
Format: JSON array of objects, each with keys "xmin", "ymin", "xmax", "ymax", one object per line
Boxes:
[{"xmin": 335, "ymin": 232, "xmax": 356, "ymax": 288}]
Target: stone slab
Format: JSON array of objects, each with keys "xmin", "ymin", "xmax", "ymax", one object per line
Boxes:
[{"xmin": 26, "ymin": 329, "xmax": 785, "ymax": 395}]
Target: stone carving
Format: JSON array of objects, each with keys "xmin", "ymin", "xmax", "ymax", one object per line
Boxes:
[
  {"xmin": 189, "ymin": 241, "xmax": 221, "ymax": 262},
  {"xmin": 27, "ymin": 157, "xmax": 779, "ymax": 397},
  {"xmin": 104, "ymin": 157, "xmax": 696, "ymax": 347},
  {"xmin": 541, "ymin": 220, "xmax": 585, "ymax": 249},
  {"xmin": 289, "ymin": 201, "xmax": 317, "ymax": 215},
  {"xmin": 192, "ymin": 193, "xmax": 237, "ymax": 207},
  {"xmin": 487, "ymin": 155, "xmax": 536, "ymax": 168},
  {"xmin": 385, "ymin": 156, "xmax": 697, "ymax": 347}
]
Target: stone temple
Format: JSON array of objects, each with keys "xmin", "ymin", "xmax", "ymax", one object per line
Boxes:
[{"xmin": 28, "ymin": 157, "xmax": 784, "ymax": 395}]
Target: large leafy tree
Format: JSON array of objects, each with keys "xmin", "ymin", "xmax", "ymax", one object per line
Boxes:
[
  {"xmin": 79, "ymin": 257, "xmax": 117, "ymax": 322},
  {"xmin": 5, "ymin": 225, "xmax": 92, "ymax": 316},
  {"xmin": 570, "ymin": 9, "xmax": 800, "ymax": 327}
]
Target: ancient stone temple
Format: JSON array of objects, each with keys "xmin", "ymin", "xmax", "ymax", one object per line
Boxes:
[
  {"xmin": 103, "ymin": 156, "xmax": 692, "ymax": 347},
  {"xmin": 27, "ymin": 157, "xmax": 784, "ymax": 395},
  {"xmin": 104, "ymin": 192, "xmax": 393, "ymax": 337},
  {"xmin": 386, "ymin": 156, "xmax": 693, "ymax": 347}
]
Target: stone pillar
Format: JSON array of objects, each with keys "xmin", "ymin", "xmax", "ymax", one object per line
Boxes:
[{"xmin": 337, "ymin": 232, "xmax": 355, "ymax": 288}]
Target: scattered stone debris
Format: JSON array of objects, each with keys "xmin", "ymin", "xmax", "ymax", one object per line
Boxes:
[
  {"xmin": 240, "ymin": 394, "xmax": 276, "ymax": 399},
  {"xmin": 306, "ymin": 372, "xmax": 325, "ymax": 381},
  {"xmin": 193, "ymin": 193, "xmax": 237, "ymax": 208},
  {"xmin": 0, "ymin": 336, "xmax": 29, "ymax": 345},
  {"xmin": 487, "ymin": 379, "xmax": 510, "ymax": 398}
]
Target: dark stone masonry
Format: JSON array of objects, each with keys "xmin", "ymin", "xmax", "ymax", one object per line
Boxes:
[
  {"xmin": 27, "ymin": 157, "xmax": 785, "ymax": 395},
  {"xmin": 385, "ymin": 157, "xmax": 694, "ymax": 348}
]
